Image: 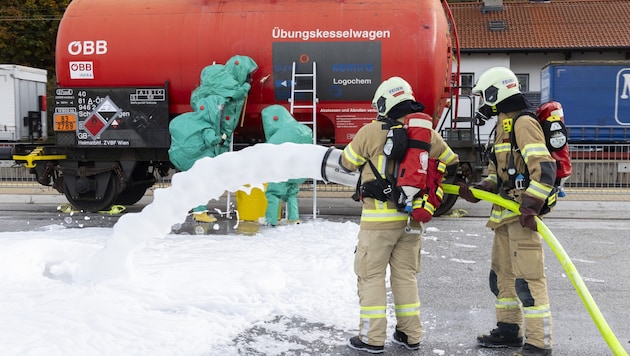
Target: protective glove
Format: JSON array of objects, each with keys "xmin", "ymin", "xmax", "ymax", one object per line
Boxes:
[
  {"xmin": 458, "ymin": 180, "xmax": 494, "ymax": 203},
  {"xmin": 411, "ymin": 208, "xmax": 432, "ymax": 223},
  {"xmin": 519, "ymin": 194, "xmax": 546, "ymax": 231},
  {"xmin": 457, "ymin": 183, "xmax": 479, "ymax": 203},
  {"xmin": 475, "ymin": 179, "xmax": 495, "ymax": 193}
]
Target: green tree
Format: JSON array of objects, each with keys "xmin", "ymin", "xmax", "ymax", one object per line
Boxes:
[{"xmin": 0, "ymin": 0, "xmax": 70, "ymax": 72}]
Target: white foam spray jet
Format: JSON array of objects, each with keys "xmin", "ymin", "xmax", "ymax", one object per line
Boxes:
[{"xmin": 72, "ymin": 143, "xmax": 330, "ymax": 283}]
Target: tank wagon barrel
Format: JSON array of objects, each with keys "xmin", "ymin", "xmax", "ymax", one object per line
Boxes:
[{"xmin": 14, "ymin": 0, "xmax": 456, "ymax": 212}]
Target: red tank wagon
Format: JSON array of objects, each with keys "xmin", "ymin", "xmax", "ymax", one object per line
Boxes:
[{"xmin": 15, "ymin": 0, "xmax": 456, "ymax": 211}]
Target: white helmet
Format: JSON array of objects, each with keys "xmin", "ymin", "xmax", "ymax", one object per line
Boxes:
[
  {"xmin": 372, "ymin": 76, "xmax": 416, "ymax": 117},
  {"xmin": 472, "ymin": 67, "xmax": 521, "ymax": 107}
]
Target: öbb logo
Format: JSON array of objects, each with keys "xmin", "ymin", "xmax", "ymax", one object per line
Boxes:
[
  {"xmin": 68, "ymin": 40, "xmax": 108, "ymax": 55},
  {"xmin": 70, "ymin": 62, "xmax": 92, "ymax": 72}
]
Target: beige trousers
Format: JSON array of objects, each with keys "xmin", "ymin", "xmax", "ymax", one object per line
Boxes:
[
  {"xmin": 491, "ymin": 221, "xmax": 553, "ymax": 349},
  {"xmin": 353, "ymin": 228, "xmax": 423, "ymax": 346}
]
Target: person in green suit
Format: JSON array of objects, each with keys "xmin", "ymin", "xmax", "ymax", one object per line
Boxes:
[
  {"xmin": 261, "ymin": 105, "xmax": 313, "ymax": 226},
  {"xmin": 171, "ymin": 54, "xmax": 258, "ymax": 171},
  {"xmin": 190, "ymin": 55, "xmax": 258, "ymax": 154},
  {"xmin": 169, "ymin": 55, "xmax": 258, "ymax": 222},
  {"xmin": 168, "ymin": 95, "xmax": 225, "ymax": 171}
]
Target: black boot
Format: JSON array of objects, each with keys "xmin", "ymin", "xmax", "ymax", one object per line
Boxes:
[
  {"xmin": 514, "ymin": 343, "xmax": 552, "ymax": 356},
  {"xmin": 347, "ymin": 336, "xmax": 384, "ymax": 354},
  {"xmin": 477, "ymin": 322, "xmax": 523, "ymax": 348},
  {"xmin": 392, "ymin": 327, "xmax": 420, "ymax": 350}
]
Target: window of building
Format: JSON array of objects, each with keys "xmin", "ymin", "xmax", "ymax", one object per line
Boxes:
[
  {"xmin": 516, "ymin": 73, "xmax": 529, "ymax": 92},
  {"xmin": 460, "ymin": 73, "xmax": 474, "ymax": 95}
]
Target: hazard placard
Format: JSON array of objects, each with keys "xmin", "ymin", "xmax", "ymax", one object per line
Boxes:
[{"xmin": 54, "ymin": 113, "xmax": 77, "ymax": 131}]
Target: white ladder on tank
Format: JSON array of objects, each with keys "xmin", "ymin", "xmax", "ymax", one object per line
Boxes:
[{"xmin": 289, "ymin": 61, "xmax": 318, "ymax": 219}]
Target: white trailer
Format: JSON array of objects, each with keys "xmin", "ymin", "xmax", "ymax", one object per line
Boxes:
[{"xmin": 0, "ymin": 64, "xmax": 47, "ymax": 141}]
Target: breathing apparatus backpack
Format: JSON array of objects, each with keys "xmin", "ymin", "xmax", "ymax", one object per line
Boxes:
[
  {"xmin": 355, "ymin": 113, "xmax": 445, "ymax": 222},
  {"xmin": 509, "ymin": 101, "xmax": 571, "ymax": 184},
  {"xmin": 396, "ymin": 113, "xmax": 446, "ymax": 222},
  {"xmin": 536, "ymin": 101, "xmax": 572, "ymax": 184},
  {"xmin": 504, "ymin": 101, "xmax": 572, "ymax": 212}
]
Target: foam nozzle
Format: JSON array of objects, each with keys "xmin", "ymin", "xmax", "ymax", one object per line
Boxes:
[{"xmin": 320, "ymin": 147, "xmax": 360, "ymax": 187}]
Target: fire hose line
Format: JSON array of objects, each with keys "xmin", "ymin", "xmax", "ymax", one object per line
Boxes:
[{"xmin": 442, "ymin": 184, "xmax": 628, "ymax": 356}]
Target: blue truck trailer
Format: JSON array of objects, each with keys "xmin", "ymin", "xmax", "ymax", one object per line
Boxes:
[{"xmin": 541, "ymin": 60, "xmax": 630, "ymax": 143}]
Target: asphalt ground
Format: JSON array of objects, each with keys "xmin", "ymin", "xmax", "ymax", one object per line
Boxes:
[{"xmin": 0, "ymin": 192, "xmax": 629, "ymax": 355}]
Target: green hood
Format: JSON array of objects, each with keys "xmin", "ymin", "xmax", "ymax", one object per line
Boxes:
[
  {"xmin": 261, "ymin": 105, "xmax": 313, "ymax": 144},
  {"xmin": 224, "ymin": 55, "xmax": 258, "ymax": 84}
]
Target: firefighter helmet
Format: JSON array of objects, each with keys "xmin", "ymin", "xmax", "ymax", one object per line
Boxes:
[
  {"xmin": 372, "ymin": 77, "xmax": 416, "ymax": 117},
  {"xmin": 472, "ymin": 67, "xmax": 521, "ymax": 107}
]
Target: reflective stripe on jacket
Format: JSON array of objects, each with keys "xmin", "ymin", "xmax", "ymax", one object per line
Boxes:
[
  {"xmin": 483, "ymin": 111, "xmax": 556, "ymax": 228},
  {"xmin": 341, "ymin": 117, "xmax": 459, "ymax": 230}
]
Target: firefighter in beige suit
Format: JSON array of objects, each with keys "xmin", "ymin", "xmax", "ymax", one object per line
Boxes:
[
  {"xmin": 341, "ymin": 77, "xmax": 459, "ymax": 353},
  {"xmin": 459, "ymin": 67, "xmax": 556, "ymax": 356}
]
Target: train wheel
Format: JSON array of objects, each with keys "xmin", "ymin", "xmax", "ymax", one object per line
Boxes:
[
  {"xmin": 113, "ymin": 185, "xmax": 149, "ymax": 206},
  {"xmin": 63, "ymin": 172, "xmax": 120, "ymax": 212},
  {"xmin": 113, "ymin": 163, "xmax": 155, "ymax": 206},
  {"xmin": 434, "ymin": 193, "xmax": 458, "ymax": 217}
]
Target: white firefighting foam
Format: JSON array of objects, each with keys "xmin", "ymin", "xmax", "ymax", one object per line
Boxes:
[{"xmin": 72, "ymin": 143, "xmax": 329, "ymax": 283}]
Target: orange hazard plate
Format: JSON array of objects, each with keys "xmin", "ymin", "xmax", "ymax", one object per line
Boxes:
[{"xmin": 54, "ymin": 113, "xmax": 77, "ymax": 131}]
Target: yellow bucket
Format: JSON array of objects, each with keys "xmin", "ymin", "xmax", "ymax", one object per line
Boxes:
[{"xmin": 235, "ymin": 184, "xmax": 268, "ymax": 221}]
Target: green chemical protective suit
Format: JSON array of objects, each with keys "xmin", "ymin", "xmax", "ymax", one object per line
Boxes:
[
  {"xmin": 170, "ymin": 55, "xmax": 257, "ymax": 170},
  {"xmin": 168, "ymin": 95, "xmax": 226, "ymax": 171},
  {"xmin": 168, "ymin": 55, "xmax": 257, "ymax": 219},
  {"xmin": 261, "ymin": 105, "xmax": 313, "ymax": 226},
  {"xmin": 189, "ymin": 55, "xmax": 258, "ymax": 154}
]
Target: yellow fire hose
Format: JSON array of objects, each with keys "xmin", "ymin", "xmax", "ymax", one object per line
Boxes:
[{"xmin": 442, "ymin": 183, "xmax": 628, "ymax": 356}]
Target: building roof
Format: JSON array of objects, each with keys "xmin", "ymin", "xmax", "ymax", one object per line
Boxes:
[{"xmin": 449, "ymin": 0, "xmax": 630, "ymax": 52}]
